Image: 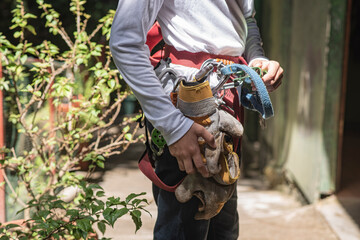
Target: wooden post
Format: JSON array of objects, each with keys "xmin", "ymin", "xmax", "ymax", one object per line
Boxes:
[{"xmin": 0, "ymin": 53, "xmax": 6, "ymax": 223}]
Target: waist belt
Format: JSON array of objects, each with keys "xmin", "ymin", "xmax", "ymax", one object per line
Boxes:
[{"xmin": 164, "ymin": 45, "xmax": 247, "ymax": 69}]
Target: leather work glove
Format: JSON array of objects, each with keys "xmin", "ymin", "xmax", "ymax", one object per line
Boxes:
[
  {"xmin": 174, "ymin": 79, "xmax": 243, "ymax": 219},
  {"xmin": 176, "ymin": 79, "xmax": 243, "ymax": 183},
  {"xmin": 175, "ymin": 172, "xmax": 235, "ymax": 220}
]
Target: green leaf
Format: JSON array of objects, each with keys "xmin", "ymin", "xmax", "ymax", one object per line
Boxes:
[
  {"xmin": 83, "ymin": 152, "xmax": 95, "ymax": 162},
  {"xmin": 122, "ymin": 126, "xmax": 130, "ymax": 133},
  {"xmin": 34, "ymin": 91, "xmax": 42, "ymax": 97},
  {"xmin": 38, "ymin": 210, "xmax": 50, "ymax": 219},
  {"xmin": 84, "ymin": 187, "xmax": 94, "ymax": 198},
  {"xmin": 91, "ymin": 51, "xmax": 101, "ymax": 57},
  {"xmin": 103, "ymin": 208, "xmax": 128, "ymax": 227},
  {"xmin": 13, "ymin": 31, "xmax": 21, "ymax": 38},
  {"xmin": 126, "ymin": 192, "xmax": 146, "ymax": 204},
  {"xmin": 66, "ymin": 209, "xmax": 79, "ymax": 219},
  {"xmin": 24, "ymin": 13, "xmax": 37, "ymax": 19},
  {"xmin": 52, "ymin": 233, "xmax": 60, "ymax": 240},
  {"xmin": 132, "ymin": 209, "xmax": 141, "ymax": 218},
  {"xmin": 97, "ymin": 221, "xmax": 106, "ymax": 235},
  {"xmin": 106, "ymin": 79, "xmax": 115, "ymax": 89},
  {"xmin": 114, "ymin": 208, "xmax": 129, "ymax": 221},
  {"xmin": 95, "ymin": 62, "xmax": 102, "ymax": 68},
  {"xmin": 96, "ymin": 161, "xmax": 104, "ymax": 169},
  {"xmin": 131, "ymin": 198, "xmax": 149, "ymax": 207},
  {"xmin": 73, "ymin": 228, "xmax": 82, "ymax": 239},
  {"xmin": 76, "ymin": 218, "xmax": 92, "ymax": 232},
  {"xmin": 130, "ymin": 210, "xmax": 142, "ymax": 233},
  {"xmin": 96, "ymin": 191, "xmax": 105, "ymax": 197},
  {"xmin": 52, "ymin": 200, "xmax": 66, "ymax": 210},
  {"xmin": 91, "ymin": 201, "xmax": 104, "ymax": 214},
  {"xmin": 106, "ymin": 196, "xmax": 122, "ymax": 207},
  {"xmin": 103, "ymin": 208, "xmax": 114, "ymax": 227},
  {"xmin": 20, "ymin": 54, "xmax": 28, "ymax": 64},
  {"xmin": 76, "ymin": 58, "xmax": 84, "ymax": 65},
  {"xmin": 26, "ymin": 25, "xmax": 36, "ymax": 35},
  {"xmin": 45, "ymin": 14, "xmax": 53, "ymax": 23},
  {"xmin": 124, "ymin": 133, "xmax": 132, "ymax": 141},
  {"xmin": 88, "ymin": 184, "xmax": 103, "ymax": 190},
  {"xmin": 5, "ymin": 224, "xmax": 20, "ymax": 230}
]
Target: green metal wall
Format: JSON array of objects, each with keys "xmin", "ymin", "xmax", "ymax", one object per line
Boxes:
[{"xmin": 255, "ymin": 0, "xmax": 347, "ymax": 202}]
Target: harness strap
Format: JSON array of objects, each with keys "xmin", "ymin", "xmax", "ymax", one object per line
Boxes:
[
  {"xmin": 164, "ymin": 45, "xmax": 246, "ymax": 69},
  {"xmin": 229, "ymin": 87, "xmax": 243, "ymax": 152},
  {"xmin": 146, "ymin": 22, "xmax": 163, "ymax": 67},
  {"xmin": 138, "ymin": 151, "xmax": 183, "ymax": 192},
  {"xmin": 138, "ymin": 118, "xmax": 184, "ymax": 192}
]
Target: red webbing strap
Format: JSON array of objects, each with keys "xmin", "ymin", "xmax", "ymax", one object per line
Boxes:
[
  {"xmin": 164, "ymin": 45, "xmax": 242, "ymax": 69},
  {"xmin": 222, "ymin": 56, "xmax": 247, "ymax": 151},
  {"xmin": 138, "ymin": 151, "xmax": 183, "ymax": 192},
  {"xmin": 146, "ymin": 22, "xmax": 163, "ymax": 67},
  {"xmin": 229, "ymin": 88, "xmax": 244, "ymax": 151}
]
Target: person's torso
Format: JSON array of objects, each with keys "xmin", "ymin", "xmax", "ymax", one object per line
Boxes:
[{"xmin": 157, "ymin": 0, "xmax": 254, "ymax": 56}]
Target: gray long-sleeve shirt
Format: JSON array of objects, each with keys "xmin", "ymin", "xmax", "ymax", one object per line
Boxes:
[{"xmin": 110, "ymin": 0, "xmax": 266, "ymax": 145}]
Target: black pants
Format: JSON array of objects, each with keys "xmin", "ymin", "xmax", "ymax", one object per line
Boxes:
[{"xmin": 147, "ymin": 122, "xmax": 239, "ymax": 240}]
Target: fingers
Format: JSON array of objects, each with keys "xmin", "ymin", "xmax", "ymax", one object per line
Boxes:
[
  {"xmin": 266, "ymin": 65, "xmax": 283, "ymax": 92},
  {"xmin": 176, "ymin": 158, "xmax": 185, "ymax": 171},
  {"xmin": 253, "ymin": 60, "xmax": 283, "ymax": 92},
  {"xmin": 196, "ymin": 126, "xmax": 216, "ymax": 149},
  {"xmin": 262, "ymin": 61, "xmax": 279, "ymax": 82},
  {"xmin": 275, "ymin": 67, "xmax": 284, "ymax": 81},
  {"xmin": 182, "ymin": 155, "xmax": 196, "ymax": 175},
  {"xmin": 192, "ymin": 150, "xmax": 209, "ymax": 177},
  {"xmin": 170, "ymin": 147, "xmax": 195, "ymax": 174},
  {"xmin": 251, "ymin": 60, "xmax": 263, "ymax": 68},
  {"xmin": 175, "ymin": 147, "xmax": 208, "ymax": 177},
  {"xmin": 169, "ymin": 123, "xmax": 212, "ymax": 177}
]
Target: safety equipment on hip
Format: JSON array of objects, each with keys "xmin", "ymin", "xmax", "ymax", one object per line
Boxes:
[
  {"xmin": 176, "ymin": 79, "xmax": 243, "ymax": 183},
  {"xmin": 173, "ymin": 77, "xmax": 243, "ymax": 219},
  {"xmin": 138, "ymin": 22, "xmax": 275, "ymax": 220},
  {"xmin": 175, "ymin": 172, "xmax": 235, "ymax": 220}
]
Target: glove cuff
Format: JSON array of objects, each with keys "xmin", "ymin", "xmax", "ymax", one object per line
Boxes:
[{"xmin": 177, "ymin": 80, "xmax": 217, "ymax": 117}]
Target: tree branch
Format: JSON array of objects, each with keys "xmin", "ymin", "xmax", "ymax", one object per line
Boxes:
[{"xmin": 0, "ymin": 169, "xmax": 27, "ymax": 208}]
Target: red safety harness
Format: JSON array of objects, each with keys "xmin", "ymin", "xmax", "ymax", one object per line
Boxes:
[{"xmin": 138, "ymin": 22, "xmax": 245, "ymax": 192}]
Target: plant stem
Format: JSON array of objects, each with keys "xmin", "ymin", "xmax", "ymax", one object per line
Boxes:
[{"xmin": 0, "ymin": 169, "xmax": 27, "ymax": 208}]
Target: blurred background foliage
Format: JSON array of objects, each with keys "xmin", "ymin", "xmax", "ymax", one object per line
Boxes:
[{"xmin": 0, "ymin": 0, "xmax": 118, "ymax": 50}]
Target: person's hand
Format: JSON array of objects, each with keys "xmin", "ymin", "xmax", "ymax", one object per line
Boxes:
[
  {"xmin": 168, "ymin": 122, "xmax": 216, "ymax": 178},
  {"xmin": 250, "ymin": 59, "xmax": 284, "ymax": 92}
]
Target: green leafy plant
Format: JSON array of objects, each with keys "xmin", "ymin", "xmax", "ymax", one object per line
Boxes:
[{"xmin": 0, "ymin": 0, "xmax": 146, "ymax": 239}]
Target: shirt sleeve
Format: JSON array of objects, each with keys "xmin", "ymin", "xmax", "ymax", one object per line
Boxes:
[
  {"xmin": 109, "ymin": 0, "xmax": 193, "ymax": 145},
  {"xmin": 239, "ymin": 0, "xmax": 256, "ymax": 18},
  {"xmin": 241, "ymin": 0, "xmax": 269, "ymax": 64}
]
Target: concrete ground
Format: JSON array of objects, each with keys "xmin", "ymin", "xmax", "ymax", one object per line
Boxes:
[{"xmin": 93, "ymin": 142, "xmax": 360, "ymax": 240}]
